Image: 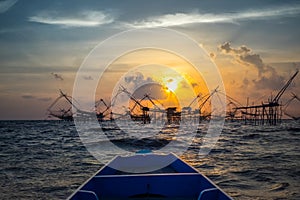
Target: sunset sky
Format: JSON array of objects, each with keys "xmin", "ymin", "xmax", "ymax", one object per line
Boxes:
[{"xmin": 0, "ymin": 0, "xmax": 299, "ymax": 120}]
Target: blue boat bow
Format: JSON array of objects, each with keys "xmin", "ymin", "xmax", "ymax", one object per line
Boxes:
[{"xmin": 68, "ymin": 153, "xmax": 232, "ymax": 200}]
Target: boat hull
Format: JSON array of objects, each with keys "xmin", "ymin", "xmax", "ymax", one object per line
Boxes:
[{"xmin": 68, "ymin": 153, "xmax": 232, "ymax": 200}]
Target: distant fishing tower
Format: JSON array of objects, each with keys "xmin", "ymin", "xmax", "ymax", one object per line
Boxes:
[{"xmin": 235, "ymin": 70, "xmax": 298, "ymax": 125}]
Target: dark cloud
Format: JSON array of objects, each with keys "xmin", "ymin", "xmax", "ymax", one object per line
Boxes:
[
  {"xmin": 82, "ymin": 75, "xmax": 93, "ymax": 80},
  {"xmin": 21, "ymin": 95, "xmax": 52, "ymax": 102},
  {"xmin": 124, "ymin": 75, "xmax": 135, "ymax": 83},
  {"xmin": 209, "ymin": 52, "xmax": 216, "ymax": 59},
  {"xmin": 124, "ymin": 72, "xmax": 152, "ymax": 86},
  {"xmin": 252, "ymin": 74, "xmax": 285, "ymax": 90},
  {"xmin": 132, "ymin": 83, "xmax": 167, "ymax": 100},
  {"xmin": 191, "ymin": 82, "xmax": 198, "ymax": 88},
  {"xmin": 21, "ymin": 95, "xmax": 35, "ymax": 99},
  {"xmin": 118, "ymin": 72, "xmax": 164, "ymax": 102},
  {"xmin": 219, "ymin": 42, "xmax": 251, "ymax": 55},
  {"xmin": 242, "ymin": 77, "xmax": 248, "ymax": 84},
  {"xmin": 239, "ymin": 53, "xmax": 266, "ymax": 76},
  {"xmin": 179, "ymin": 80, "xmax": 189, "ymax": 89},
  {"xmin": 51, "ymin": 72, "xmax": 64, "ymax": 81},
  {"xmin": 219, "ymin": 42, "xmax": 285, "ymax": 90}
]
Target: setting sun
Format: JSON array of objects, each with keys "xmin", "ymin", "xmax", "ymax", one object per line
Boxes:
[
  {"xmin": 164, "ymin": 77, "xmax": 182, "ymax": 92},
  {"xmin": 165, "ymin": 79, "xmax": 178, "ymax": 92}
]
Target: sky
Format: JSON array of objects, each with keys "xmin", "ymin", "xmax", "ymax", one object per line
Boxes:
[{"xmin": 0, "ymin": 0, "xmax": 300, "ymax": 120}]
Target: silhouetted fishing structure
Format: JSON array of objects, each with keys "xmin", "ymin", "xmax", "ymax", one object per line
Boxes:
[
  {"xmin": 95, "ymin": 98, "xmax": 113, "ymax": 122},
  {"xmin": 119, "ymin": 86, "xmax": 151, "ymax": 124},
  {"xmin": 235, "ymin": 70, "xmax": 299, "ymax": 125},
  {"xmin": 47, "ymin": 70, "xmax": 298, "ymax": 126},
  {"xmin": 47, "ymin": 90, "xmax": 74, "ymax": 120},
  {"xmin": 46, "ymin": 87, "xmax": 242, "ymax": 124},
  {"xmin": 118, "ymin": 86, "xmax": 166, "ymax": 124},
  {"xmin": 283, "ymin": 93, "xmax": 300, "ymax": 120},
  {"xmin": 48, "ymin": 90, "xmax": 101, "ymax": 121},
  {"xmin": 181, "ymin": 87, "xmax": 220, "ymax": 122}
]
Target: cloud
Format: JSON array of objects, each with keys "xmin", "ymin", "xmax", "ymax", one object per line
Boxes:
[
  {"xmin": 124, "ymin": 72, "xmax": 146, "ymax": 85},
  {"xmin": 118, "ymin": 72, "xmax": 162, "ymax": 99},
  {"xmin": 82, "ymin": 75, "xmax": 93, "ymax": 80},
  {"xmin": 209, "ymin": 52, "xmax": 216, "ymax": 60},
  {"xmin": 0, "ymin": 0, "xmax": 17, "ymax": 13},
  {"xmin": 128, "ymin": 6, "xmax": 300, "ymax": 28},
  {"xmin": 21, "ymin": 95, "xmax": 52, "ymax": 102},
  {"xmin": 191, "ymin": 82, "xmax": 199, "ymax": 88},
  {"xmin": 178, "ymin": 80, "xmax": 190, "ymax": 89},
  {"xmin": 220, "ymin": 42, "xmax": 266, "ymax": 76},
  {"xmin": 242, "ymin": 78, "xmax": 249, "ymax": 87},
  {"xmin": 219, "ymin": 42, "xmax": 285, "ymax": 90},
  {"xmin": 219, "ymin": 42, "xmax": 251, "ymax": 55},
  {"xmin": 28, "ymin": 11, "xmax": 114, "ymax": 27},
  {"xmin": 252, "ymin": 74, "xmax": 285, "ymax": 90},
  {"xmin": 21, "ymin": 95, "xmax": 35, "ymax": 99},
  {"xmin": 132, "ymin": 83, "xmax": 167, "ymax": 100},
  {"xmin": 51, "ymin": 72, "xmax": 63, "ymax": 81},
  {"xmin": 111, "ymin": 72, "xmax": 165, "ymax": 111}
]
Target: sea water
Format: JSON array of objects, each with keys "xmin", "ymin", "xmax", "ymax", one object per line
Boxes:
[{"xmin": 0, "ymin": 120, "xmax": 299, "ymax": 199}]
